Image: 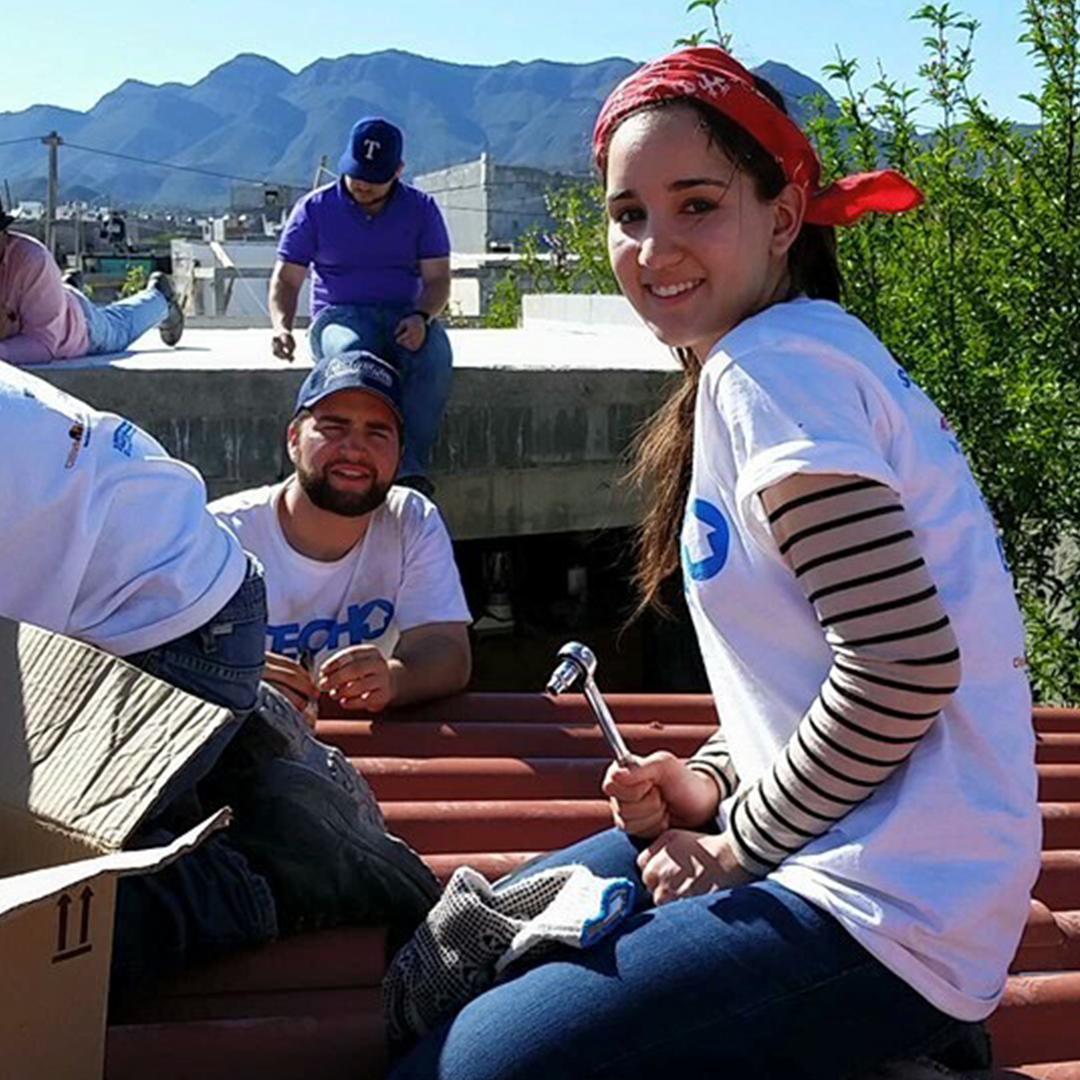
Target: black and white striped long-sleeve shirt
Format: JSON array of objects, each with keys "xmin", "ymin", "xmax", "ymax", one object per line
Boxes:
[{"xmin": 689, "ymin": 472, "xmax": 961, "ymax": 875}]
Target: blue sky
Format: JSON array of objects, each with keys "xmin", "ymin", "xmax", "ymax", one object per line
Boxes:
[{"xmin": 5, "ymin": 0, "xmax": 1039, "ymax": 123}]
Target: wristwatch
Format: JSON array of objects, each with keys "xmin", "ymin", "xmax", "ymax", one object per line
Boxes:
[{"xmin": 410, "ymin": 309, "xmax": 434, "ymax": 326}]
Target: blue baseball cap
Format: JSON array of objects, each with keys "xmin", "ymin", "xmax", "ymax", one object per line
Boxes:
[
  {"xmin": 295, "ymin": 351, "xmax": 404, "ymax": 424},
  {"xmin": 338, "ymin": 117, "xmax": 403, "ymax": 184}
]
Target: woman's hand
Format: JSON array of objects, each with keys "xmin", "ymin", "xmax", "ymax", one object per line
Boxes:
[
  {"xmin": 637, "ymin": 829, "xmax": 755, "ymax": 905},
  {"xmin": 602, "ymin": 751, "xmax": 723, "ymax": 839}
]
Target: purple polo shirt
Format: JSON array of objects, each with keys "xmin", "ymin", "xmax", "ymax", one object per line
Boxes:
[{"xmin": 277, "ymin": 179, "xmax": 451, "ymax": 315}]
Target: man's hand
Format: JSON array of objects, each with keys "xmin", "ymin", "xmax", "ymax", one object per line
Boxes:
[
  {"xmin": 602, "ymin": 751, "xmax": 723, "ymax": 839},
  {"xmin": 637, "ymin": 829, "xmax": 756, "ymax": 906},
  {"xmin": 263, "ymin": 651, "xmax": 318, "ymax": 727},
  {"xmin": 271, "ymin": 329, "xmax": 296, "ymax": 361},
  {"xmin": 268, "ymin": 260, "xmax": 305, "ymax": 360},
  {"xmin": 394, "ymin": 313, "xmax": 427, "ymax": 352},
  {"xmin": 319, "ymin": 644, "xmax": 396, "ymax": 713}
]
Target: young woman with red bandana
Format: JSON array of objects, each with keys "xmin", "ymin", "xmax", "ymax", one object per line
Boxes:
[{"xmin": 390, "ymin": 48, "xmax": 1041, "ymax": 1080}]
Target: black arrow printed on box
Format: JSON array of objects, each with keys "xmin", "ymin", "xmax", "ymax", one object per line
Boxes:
[
  {"xmin": 55, "ymin": 893, "xmax": 71, "ymax": 953},
  {"xmin": 53, "ymin": 888, "xmax": 94, "ymax": 963},
  {"xmin": 79, "ymin": 886, "xmax": 93, "ymax": 945}
]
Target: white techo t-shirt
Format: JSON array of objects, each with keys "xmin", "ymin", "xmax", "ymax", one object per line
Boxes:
[
  {"xmin": 0, "ymin": 362, "xmax": 248, "ymax": 655},
  {"xmin": 210, "ymin": 481, "xmax": 471, "ymax": 665},
  {"xmin": 682, "ymin": 298, "xmax": 1041, "ymax": 1022}
]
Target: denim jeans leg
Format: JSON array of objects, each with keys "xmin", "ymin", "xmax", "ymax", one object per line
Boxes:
[
  {"xmin": 111, "ymin": 829, "xmax": 278, "ymax": 999},
  {"xmin": 124, "ymin": 555, "xmax": 268, "ymax": 714},
  {"xmin": 308, "ymin": 303, "xmax": 390, "ymax": 362},
  {"xmin": 124, "ymin": 557, "xmax": 268, "ymax": 822},
  {"xmin": 390, "ymin": 875, "xmax": 967, "ymax": 1080},
  {"xmin": 495, "ymin": 827, "xmax": 650, "ymax": 910},
  {"xmin": 392, "ymin": 318, "xmax": 453, "ymax": 478},
  {"xmin": 111, "ymin": 559, "xmax": 277, "ymax": 996},
  {"xmin": 76, "ymin": 287, "xmax": 168, "ymax": 355}
]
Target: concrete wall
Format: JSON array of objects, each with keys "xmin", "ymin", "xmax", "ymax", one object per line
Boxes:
[
  {"xmin": 522, "ymin": 293, "xmax": 646, "ymax": 329},
  {"xmin": 486, "ymin": 162, "xmax": 564, "ymax": 250},
  {"xmin": 37, "ymin": 362, "xmax": 671, "ymax": 542},
  {"xmin": 415, "ymin": 157, "xmax": 576, "ymax": 254},
  {"xmin": 417, "ymin": 159, "xmax": 488, "ymax": 254}
]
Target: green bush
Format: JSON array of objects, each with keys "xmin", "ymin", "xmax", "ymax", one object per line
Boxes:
[
  {"xmin": 119, "ymin": 264, "xmax": 149, "ymax": 298},
  {"xmin": 805, "ymin": 1, "xmax": 1080, "ymax": 702},
  {"xmin": 481, "ymin": 274, "xmax": 527, "ymax": 328}
]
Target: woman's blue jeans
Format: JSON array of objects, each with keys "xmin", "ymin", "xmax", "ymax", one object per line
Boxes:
[
  {"xmin": 389, "ymin": 827, "xmax": 977, "ymax": 1080},
  {"xmin": 310, "ymin": 302, "xmax": 453, "ymax": 479}
]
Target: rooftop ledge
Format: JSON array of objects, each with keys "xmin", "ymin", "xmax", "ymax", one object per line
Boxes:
[{"xmin": 35, "ymin": 296, "xmax": 679, "ymax": 541}]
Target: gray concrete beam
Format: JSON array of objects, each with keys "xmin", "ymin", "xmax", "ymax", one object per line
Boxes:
[{"xmin": 36, "ymin": 327, "xmax": 677, "ymax": 541}]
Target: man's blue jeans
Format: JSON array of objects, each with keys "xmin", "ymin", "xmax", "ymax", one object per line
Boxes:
[
  {"xmin": 112, "ymin": 558, "xmax": 279, "ymax": 996},
  {"xmin": 124, "ymin": 556, "xmax": 267, "ymax": 714},
  {"xmin": 310, "ymin": 302, "xmax": 453, "ymax": 479},
  {"xmin": 124, "ymin": 555, "xmax": 268, "ymax": 807},
  {"xmin": 390, "ymin": 827, "xmax": 978, "ymax": 1080},
  {"xmin": 72, "ymin": 286, "xmax": 168, "ymax": 356}
]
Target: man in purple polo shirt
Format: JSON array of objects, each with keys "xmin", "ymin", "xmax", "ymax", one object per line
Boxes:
[{"xmin": 269, "ymin": 117, "xmax": 452, "ymax": 494}]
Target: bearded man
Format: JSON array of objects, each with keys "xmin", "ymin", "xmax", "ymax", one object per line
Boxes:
[{"xmin": 211, "ymin": 350, "xmax": 471, "ymax": 716}]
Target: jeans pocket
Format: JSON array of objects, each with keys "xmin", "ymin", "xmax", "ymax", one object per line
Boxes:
[
  {"xmin": 199, "ymin": 611, "xmax": 267, "ymax": 671},
  {"xmin": 198, "ymin": 560, "xmax": 268, "ymax": 664}
]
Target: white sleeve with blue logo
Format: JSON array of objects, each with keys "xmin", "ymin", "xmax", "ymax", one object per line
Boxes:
[{"xmin": 0, "ymin": 364, "xmax": 246, "ymax": 655}]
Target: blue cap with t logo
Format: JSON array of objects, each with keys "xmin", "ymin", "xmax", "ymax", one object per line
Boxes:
[
  {"xmin": 295, "ymin": 351, "xmax": 404, "ymax": 423},
  {"xmin": 338, "ymin": 117, "xmax": 404, "ymax": 184}
]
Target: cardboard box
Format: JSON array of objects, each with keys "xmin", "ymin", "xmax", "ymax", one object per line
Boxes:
[{"xmin": 0, "ymin": 618, "xmax": 236, "ymax": 1080}]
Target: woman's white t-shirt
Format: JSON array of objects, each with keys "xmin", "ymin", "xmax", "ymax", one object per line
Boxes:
[
  {"xmin": 0, "ymin": 362, "xmax": 248, "ymax": 655},
  {"xmin": 682, "ymin": 298, "xmax": 1041, "ymax": 1021},
  {"xmin": 210, "ymin": 482, "xmax": 471, "ymax": 667}
]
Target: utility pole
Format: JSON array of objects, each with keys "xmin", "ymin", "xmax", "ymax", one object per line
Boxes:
[
  {"xmin": 312, "ymin": 154, "xmax": 328, "ymax": 189},
  {"xmin": 43, "ymin": 131, "xmax": 62, "ymax": 257},
  {"xmin": 73, "ymin": 198, "xmax": 83, "ymax": 268}
]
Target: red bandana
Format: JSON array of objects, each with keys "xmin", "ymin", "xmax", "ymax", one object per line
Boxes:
[{"xmin": 593, "ymin": 47, "xmax": 923, "ymax": 227}]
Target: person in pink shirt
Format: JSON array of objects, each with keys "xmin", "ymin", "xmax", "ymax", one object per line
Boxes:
[{"xmin": 0, "ymin": 208, "xmax": 184, "ymax": 364}]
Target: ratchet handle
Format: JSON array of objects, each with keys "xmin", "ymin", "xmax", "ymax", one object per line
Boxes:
[{"xmin": 583, "ymin": 681, "xmax": 634, "ymax": 766}]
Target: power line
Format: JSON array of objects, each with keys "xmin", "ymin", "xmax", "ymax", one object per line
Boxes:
[
  {"xmin": 0, "ymin": 136, "xmax": 47, "ymax": 148},
  {"xmin": 8, "ymin": 131, "xmax": 573, "ymax": 222},
  {"xmin": 12, "ymin": 132, "xmax": 588, "ymax": 194},
  {"xmin": 60, "ymin": 139, "xmax": 310, "ymax": 189},
  {"xmin": 416, "ymin": 177, "xmax": 589, "ymax": 196}
]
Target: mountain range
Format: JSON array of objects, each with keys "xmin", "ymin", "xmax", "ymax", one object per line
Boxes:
[{"xmin": 0, "ymin": 51, "xmax": 837, "ymax": 209}]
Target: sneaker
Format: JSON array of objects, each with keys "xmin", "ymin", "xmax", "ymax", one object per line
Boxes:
[
  {"xmin": 248, "ymin": 683, "xmax": 387, "ymax": 832},
  {"xmin": 149, "ymin": 271, "xmax": 185, "ymax": 346},
  {"xmin": 395, "ymin": 474, "xmax": 436, "ymax": 499},
  {"xmin": 222, "ymin": 756, "xmax": 440, "ymax": 940}
]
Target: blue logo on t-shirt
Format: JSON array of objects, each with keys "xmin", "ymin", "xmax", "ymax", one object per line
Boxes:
[
  {"xmin": 681, "ymin": 499, "xmax": 730, "ymax": 582},
  {"xmin": 112, "ymin": 421, "xmax": 136, "ymax": 457},
  {"xmin": 267, "ymin": 599, "xmax": 395, "ymax": 656}
]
